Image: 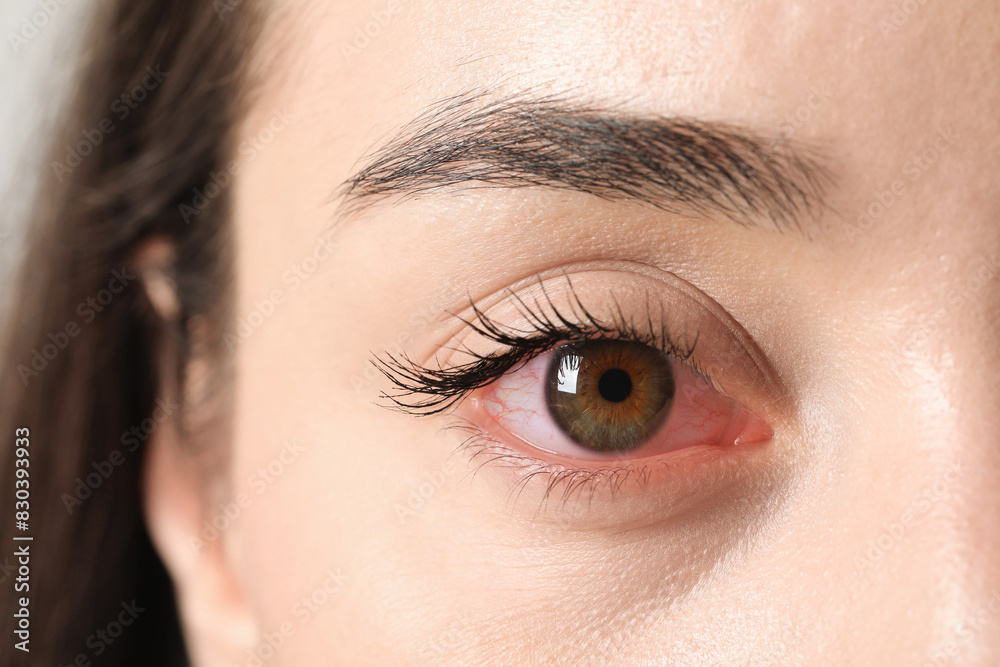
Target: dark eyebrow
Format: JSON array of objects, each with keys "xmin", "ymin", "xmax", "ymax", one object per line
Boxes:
[{"xmin": 336, "ymin": 90, "xmax": 833, "ymax": 230}]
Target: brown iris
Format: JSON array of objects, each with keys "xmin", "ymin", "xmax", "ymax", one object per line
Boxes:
[{"xmin": 545, "ymin": 340, "xmax": 676, "ymax": 453}]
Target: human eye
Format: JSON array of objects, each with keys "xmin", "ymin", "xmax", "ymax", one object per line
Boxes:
[
  {"xmin": 372, "ymin": 267, "xmax": 788, "ymax": 517},
  {"xmin": 478, "ymin": 338, "xmax": 771, "ymax": 461}
]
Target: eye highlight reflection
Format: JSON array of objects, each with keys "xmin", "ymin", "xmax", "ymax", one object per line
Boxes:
[
  {"xmin": 546, "ymin": 340, "xmax": 675, "ymax": 453},
  {"xmin": 481, "ymin": 340, "xmax": 771, "ymax": 462}
]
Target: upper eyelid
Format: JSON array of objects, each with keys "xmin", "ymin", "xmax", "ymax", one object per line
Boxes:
[
  {"xmin": 373, "ymin": 267, "xmax": 791, "ymax": 427},
  {"xmin": 373, "ymin": 275, "xmax": 699, "ymax": 414},
  {"xmin": 376, "ymin": 282, "xmax": 720, "ymax": 415},
  {"xmin": 458, "ymin": 279, "xmax": 695, "ymax": 358},
  {"xmin": 373, "ymin": 312, "xmax": 663, "ymax": 417}
]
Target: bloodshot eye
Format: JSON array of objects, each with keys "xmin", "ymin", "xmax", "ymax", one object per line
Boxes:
[{"xmin": 480, "ymin": 339, "xmax": 771, "ymax": 462}]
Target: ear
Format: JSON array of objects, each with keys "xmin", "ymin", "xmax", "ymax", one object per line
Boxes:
[
  {"xmin": 134, "ymin": 239, "xmax": 259, "ymax": 666},
  {"xmin": 143, "ymin": 417, "xmax": 259, "ymax": 666}
]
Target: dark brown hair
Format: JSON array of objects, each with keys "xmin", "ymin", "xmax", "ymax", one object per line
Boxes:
[{"xmin": 0, "ymin": 1, "xmax": 262, "ymax": 664}]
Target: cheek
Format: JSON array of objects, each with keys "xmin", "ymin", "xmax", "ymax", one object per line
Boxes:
[{"xmin": 230, "ymin": 381, "xmax": 500, "ymax": 664}]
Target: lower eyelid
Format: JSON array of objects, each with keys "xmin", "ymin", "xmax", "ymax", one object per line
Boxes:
[{"xmin": 444, "ymin": 412, "xmax": 777, "ymax": 531}]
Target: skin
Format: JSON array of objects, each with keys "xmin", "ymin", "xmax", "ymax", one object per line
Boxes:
[{"xmin": 144, "ymin": 0, "xmax": 1000, "ymax": 665}]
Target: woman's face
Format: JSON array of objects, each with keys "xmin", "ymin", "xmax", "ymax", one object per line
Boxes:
[{"xmin": 147, "ymin": 0, "xmax": 1000, "ymax": 664}]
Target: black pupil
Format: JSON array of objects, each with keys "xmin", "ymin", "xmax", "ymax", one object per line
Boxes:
[{"xmin": 598, "ymin": 368, "xmax": 632, "ymax": 403}]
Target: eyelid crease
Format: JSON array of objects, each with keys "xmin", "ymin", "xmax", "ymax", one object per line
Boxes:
[
  {"xmin": 371, "ymin": 270, "xmax": 787, "ymax": 421},
  {"xmin": 372, "ymin": 276, "xmax": 696, "ymax": 416},
  {"xmin": 441, "ymin": 414, "xmax": 775, "ymax": 526}
]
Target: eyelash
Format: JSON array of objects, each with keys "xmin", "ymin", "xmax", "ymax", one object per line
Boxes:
[
  {"xmin": 372, "ymin": 281, "xmax": 702, "ymax": 416},
  {"xmin": 371, "ymin": 281, "xmax": 725, "ymax": 507},
  {"xmin": 440, "ymin": 417, "xmax": 727, "ymax": 511}
]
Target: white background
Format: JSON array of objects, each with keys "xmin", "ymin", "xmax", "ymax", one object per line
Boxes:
[{"xmin": 0, "ymin": 0, "xmax": 92, "ymax": 303}]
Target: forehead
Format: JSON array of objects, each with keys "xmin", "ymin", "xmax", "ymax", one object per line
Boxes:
[
  {"xmin": 269, "ymin": 0, "xmax": 992, "ymax": 116},
  {"xmin": 246, "ymin": 0, "xmax": 998, "ymax": 248}
]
